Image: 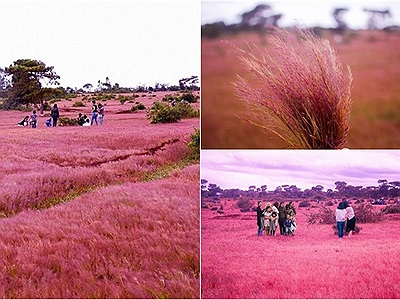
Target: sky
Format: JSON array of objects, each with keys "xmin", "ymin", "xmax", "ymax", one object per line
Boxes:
[
  {"xmin": 201, "ymin": 150, "xmax": 400, "ymax": 191},
  {"xmin": 201, "ymin": 1, "xmax": 400, "ymax": 29},
  {"xmin": 0, "ymin": 0, "xmax": 200, "ymax": 89}
]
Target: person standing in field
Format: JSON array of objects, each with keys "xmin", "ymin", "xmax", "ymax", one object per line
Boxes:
[
  {"xmin": 91, "ymin": 100, "xmax": 98, "ymax": 125},
  {"xmin": 50, "ymin": 104, "xmax": 59, "ymax": 127},
  {"xmin": 264, "ymin": 205, "xmax": 273, "ymax": 236},
  {"xmin": 335, "ymin": 202, "xmax": 347, "ymax": 238},
  {"xmin": 30, "ymin": 110, "xmax": 38, "ymax": 128},
  {"xmin": 257, "ymin": 201, "xmax": 265, "ymax": 236},
  {"xmin": 278, "ymin": 202, "xmax": 286, "ymax": 235},
  {"xmin": 288, "ymin": 201, "xmax": 297, "ymax": 216},
  {"xmin": 98, "ymin": 103, "xmax": 105, "ymax": 125},
  {"xmin": 343, "ymin": 200, "xmax": 356, "ymax": 237},
  {"xmin": 269, "ymin": 212, "xmax": 278, "ymax": 236}
]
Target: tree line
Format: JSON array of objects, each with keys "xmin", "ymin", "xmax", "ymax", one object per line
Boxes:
[
  {"xmin": 201, "ymin": 179, "xmax": 400, "ymax": 201},
  {"xmin": 0, "ymin": 59, "xmax": 199, "ymax": 112}
]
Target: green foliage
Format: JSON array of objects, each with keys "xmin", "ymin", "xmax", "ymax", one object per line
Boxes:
[
  {"xmin": 58, "ymin": 117, "xmax": 78, "ymax": 126},
  {"xmin": 307, "ymin": 207, "xmax": 335, "ymax": 224},
  {"xmin": 91, "ymin": 93, "xmax": 116, "ymax": 102},
  {"xmin": 72, "ymin": 101, "xmax": 85, "ymax": 107},
  {"xmin": 147, "ymin": 101, "xmax": 199, "ymax": 124},
  {"xmin": 119, "ymin": 95, "xmax": 132, "ymax": 104},
  {"xmin": 162, "ymin": 92, "xmax": 199, "ymax": 104},
  {"xmin": 130, "ymin": 102, "xmax": 146, "ymax": 112},
  {"xmin": 5, "ymin": 59, "xmax": 60, "ymax": 109},
  {"xmin": 187, "ymin": 128, "xmax": 200, "ymax": 162},
  {"xmin": 180, "ymin": 92, "xmax": 199, "ymax": 103},
  {"xmin": 147, "ymin": 102, "xmax": 182, "ymax": 123},
  {"xmin": 173, "ymin": 102, "xmax": 200, "ymax": 119}
]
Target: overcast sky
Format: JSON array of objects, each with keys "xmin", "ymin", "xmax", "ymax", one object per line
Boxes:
[
  {"xmin": 201, "ymin": 150, "xmax": 400, "ymax": 191},
  {"xmin": 202, "ymin": 1, "xmax": 400, "ymax": 29},
  {"xmin": 0, "ymin": 0, "xmax": 200, "ymax": 89}
]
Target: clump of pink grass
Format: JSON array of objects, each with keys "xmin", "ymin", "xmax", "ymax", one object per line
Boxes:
[{"xmin": 234, "ymin": 28, "xmax": 353, "ymax": 149}]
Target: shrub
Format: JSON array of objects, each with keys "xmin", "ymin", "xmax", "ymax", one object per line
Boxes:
[
  {"xmin": 325, "ymin": 200, "xmax": 334, "ymax": 206},
  {"xmin": 298, "ymin": 200, "xmax": 310, "ymax": 208},
  {"xmin": 381, "ymin": 205, "xmax": 400, "ymax": 214},
  {"xmin": 355, "ymin": 203, "xmax": 383, "ymax": 223},
  {"xmin": 307, "ymin": 207, "xmax": 335, "ymax": 224},
  {"xmin": 58, "ymin": 117, "xmax": 78, "ymax": 126},
  {"xmin": 130, "ymin": 102, "xmax": 146, "ymax": 112},
  {"xmin": 72, "ymin": 101, "xmax": 85, "ymax": 107},
  {"xmin": 180, "ymin": 93, "xmax": 199, "ymax": 103},
  {"xmin": 162, "ymin": 94, "xmax": 179, "ymax": 103},
  {"xmin": 174, "ymin": 102, "xmax": 200, "ymax": 119},
  {"xmin": 234, "ymin": 28, "xmax": 352, "ymax": 149},
  {"xmin": 187, "ymin": 128, "xmax": 200, "ymax": 162},
  {"xmin": 237, "ymin": 198, "xmax": 252, "ymax": 212},
  {"xmin": 119, "ymin": 95, "xmax": 132, "ymax": 104},
  {"xmin": 147, "ymin": 102, "xmax": 199, "ymax": 124},
  {"xmin": 147, "ymin": 101, "xmax": 181, "ymax": 123}
]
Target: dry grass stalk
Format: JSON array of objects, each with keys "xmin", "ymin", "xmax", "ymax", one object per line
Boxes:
[{"xmin": 233, "ymin": 28, "xmax": 353, "ymax": 149}]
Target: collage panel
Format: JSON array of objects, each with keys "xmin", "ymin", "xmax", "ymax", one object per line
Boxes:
[
  {"xmin": 201, "ymin": 1, "xmax": 400, "ymax": 149},
  {"xmin": 201, "ymin": 150, "xmax": 400, "ymax": 299},
  {"xmin": 0, "ymin": 1, "xmax": 200, "ymax": 299},
  {"xmin": 201, "ymin": 2, "xmax": 400, "ymax": 299}
]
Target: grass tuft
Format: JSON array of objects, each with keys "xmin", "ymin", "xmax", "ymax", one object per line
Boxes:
[{"xmin": 233, "ymin": 28, "xmax": 353, "ymax": 149}]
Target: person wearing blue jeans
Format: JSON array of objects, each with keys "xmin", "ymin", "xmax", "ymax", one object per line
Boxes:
[
  {"xmin": 256, "ymin": 201, "xmax": 265, "ymax": 236},
  {"xmin": 335, "ymin": 202, "xmax": 347, "ymax": 238},
  {"xmin": 91, "ymin": 100, "xmax": 98, "ymax": 125}
]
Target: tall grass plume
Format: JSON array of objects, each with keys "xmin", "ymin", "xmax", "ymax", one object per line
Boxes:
[{"xmin": 234, "ymin": 28, "xmax": 353, "ymax": 149}]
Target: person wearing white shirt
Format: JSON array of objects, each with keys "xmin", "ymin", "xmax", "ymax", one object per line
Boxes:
[
  {"xmin": 343, "ymin": 201, "xmax": 356, "ymax": 237},
  {"xmin": 335, "ymin": 202, "xmax": 347, "ymax": 238}
]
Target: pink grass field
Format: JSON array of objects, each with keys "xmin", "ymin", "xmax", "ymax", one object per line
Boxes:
[
  {"xmin": 0, "ymin": 92, "xmax": 200, "ymax": 298},
  {"xmin": 201, "ymin": 200, "xmax": 400, "ymax": 299}
]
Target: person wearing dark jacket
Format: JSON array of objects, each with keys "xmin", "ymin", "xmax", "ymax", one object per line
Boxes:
[
  {"xmin": 256, "ymin": 201, "xmax": 265, "ymax": 236},
  {"xmin": 278, "ymin": 202, "xmax": 286, "ymax": 235},
  {"xmin": 50, "ymin": 104, "xmax": 59, "ymax": 127}
]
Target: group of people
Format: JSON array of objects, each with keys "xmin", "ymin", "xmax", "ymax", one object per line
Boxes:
[
  {"xmin": 17, "ymin": 100, "xmax": 105, "ymax": 128},
  {"xmin": 257, "ymin": 201, "xmax": 297, "ymax": 237},
  {"xmin": 335, "ymin": 200, "xmax": 356, "ymax": 238}
]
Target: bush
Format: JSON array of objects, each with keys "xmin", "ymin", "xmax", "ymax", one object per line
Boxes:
[
  {"xmin": 381, "ymin": 205, "xmax": 400, "ymax": 214},
  {"xmin": 187, "ymin": 128, "xmax": 200, "ymax": 162},
  {"xmin": 180, "ymin": 93, "xmax": 199, "ymax": 103},
  {"xmin": 237, "ymin": 198, "xmax": 252, "ymax": 212},
  {"xmin": 147, "ymin": 102, "xmax": 199, "ymax": 124},
  {"xmin": 147, "ymin": 102, "xmax": 181, "ymax": 123},
  {"xmin": 307, "ymin": 207, "xmax": 335, "ymax": 224},
  {"xmin": 72, "ymin": 101, "xmax": 85, "ymax": 107},
  {"xmin": 325, "ymin": 200, "xmax": 334, "ymax": 206},
  {"xmin": 298, "ymin": 200, "xmax": 310, "ymax": 208},
  {"xmin": 130, "ymin": 102, "xmax": 146, "ymax": 112},
  {"xmin": 355, "ymin": 203, "xmax": 383, "ymax": 223},
  {"xmin": 119, "ymin": 95, "xmax": 132, "ymax": 104},
  {"xmin": 173, "ymin": 102, "xmax": 200, "ymax": 119},
  {"xmin": 58, "ymin": 117, "xmax": 78, "ymax": 126}
]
